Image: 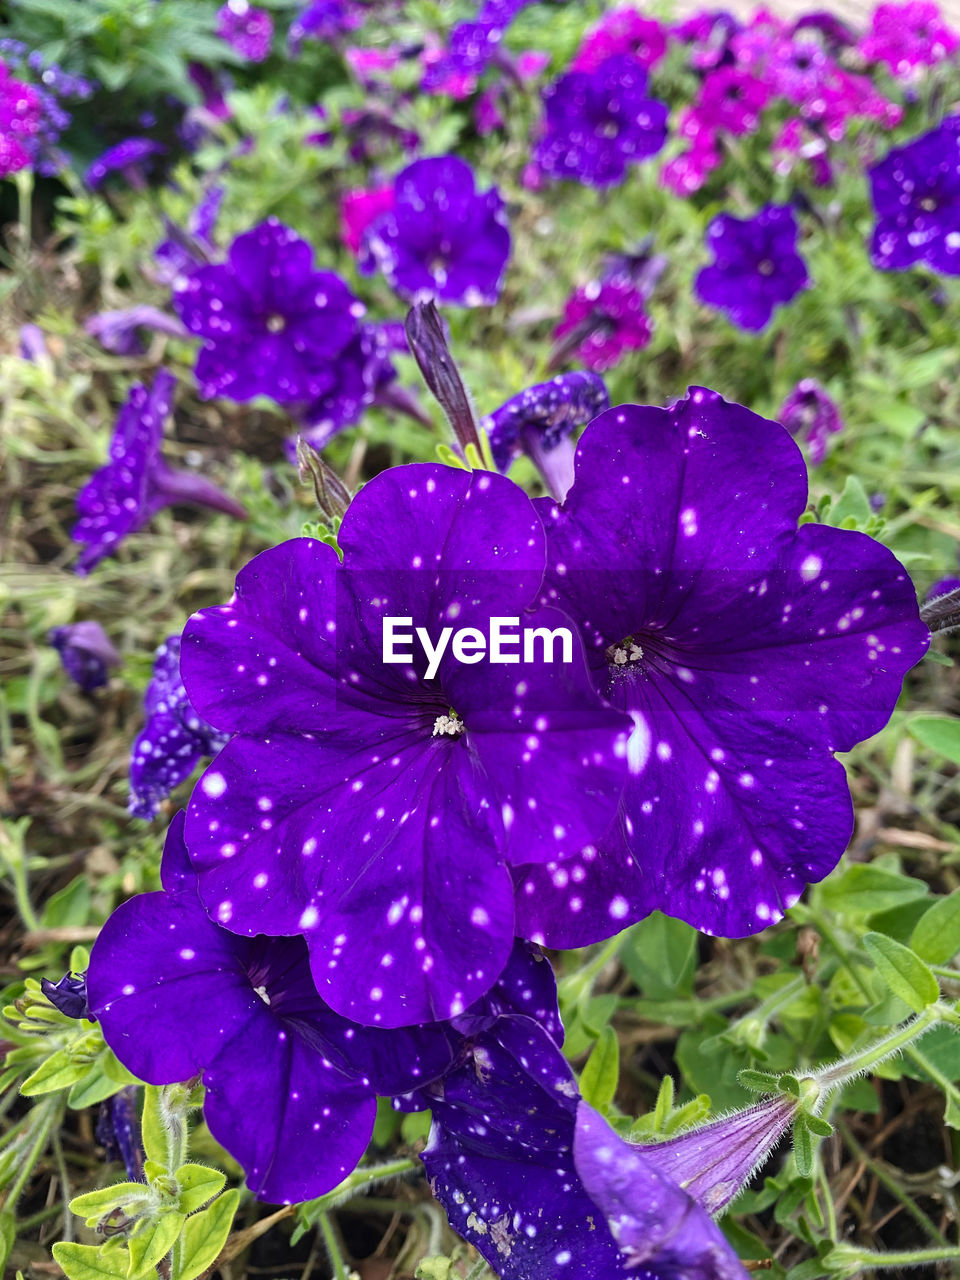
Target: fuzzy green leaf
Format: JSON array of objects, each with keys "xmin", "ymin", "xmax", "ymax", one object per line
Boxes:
[
  {"xmin": 911, "ymin": 889, "xmax": 960, "ymax": 965},
  {"xmin": 52, "ymin": 1244, "xmax": 131, "ymax": 1280},
  {"xmin": 579, "ymin": 1025, "xmax": 619, "ymax": 1113},
  {"xmin": 175, "ymin": 1165, "xmax": 227, "ymax": 1214},
  {"xmin": 127, "ymin": 1212, "xmax": 184, "ymax": 1279},
  {"xmin": 69, "ymin": 1183, "xmax": 150, "ymax": 1219},
  {"xmin": 908, "ymin": 714, "xmax": 960, "ymax": 766},
  {"xmin": 20, "ymin": 1048, "xmax": 87, "ymax": 1096},
  {"xmin": 177, "ymin": 1190, "xmax": 239, "ymax": 1280},
  {"xmin": 863, "ymin": 932, "xmax": 940, "ymax": 1012},
  {"xmin": 140, "ymin": 1087, "xmax": 167, "ymax": 1168}
]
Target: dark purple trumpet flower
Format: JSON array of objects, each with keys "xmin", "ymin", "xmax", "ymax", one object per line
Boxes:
[
  {"xmin": 695, "ymin": 205, "xmax": 809, "ymax": 331},
  {"xmin": 173, "ymin": 219, "xmax": 367, "ymax": 401},
  {"xmin": 403, "ymin": 1013, "xmax": 749, "ymax": 1279},
  {"xmin": 85, "ymin": 138, "xmax": 165, "ymax": 189},
  {"xmin": 359, "ymin": 156, "xmax": 511, "ymax": 306},
  {"xmin": 72, "ymin": 371, "xmax": 246, "ymax": 575},
  {"xmin": 84, "ymin": 305, "xmax": 189, "ymax": 356},
  {"xmin": 777, "ymin": 379, "xmax": 844, "ymax": 465},
  {"xmin": 534, "ymin": 55, "xmax": 669, "ymax": 188},
  {"xmin": 49, "ymin": 621, "xmax": 120, "ymax": 692},
  {"xmin": 129, "ymin": 635, "xmax": 231, "ymax": 822},
  {"xmin": 179, "ymin": 464, "xmax": 630, "ymax": 1027},
  {"xmin": 513, "ymin": 388, "xmax": 929, "ymax": 945},
  {"xmin": 216, "ymin": 1, "xmax": 274, "ymax": 60},
  {"xmin": 87, "ymin": 813, "xmax": 462, "ymax": 1204},
  {"xmin": 868, "ymin": 117, "xmax": 960, "ymax": 275},
  {"xmin": 40, "ymin": 972, "xmax": 90, "ymax": 1019},
  {"xmin": 482, "ymin": 371, "xmax": 610, "ymax": 500}
]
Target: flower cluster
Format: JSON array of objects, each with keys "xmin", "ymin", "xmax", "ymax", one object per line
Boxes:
[{"xmin": 0, "ymin": 43, "xmax": 94, "ymax": 175}]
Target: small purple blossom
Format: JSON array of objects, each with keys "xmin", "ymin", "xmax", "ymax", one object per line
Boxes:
[
  {"xmin": 153, "ymin": 185, "xmax": 224, "ymax": 285},
  {"xmin": 696, "ymin": 204, "xmax": 809, "ymax": 331},
  {"xmin": 483, "ymin": 371, "xmax": 610, "ymax": 499},
  {"xmin": 85, "ymin": 138, "xmax": 165, "ymax": 189},
  {"xmin": 179, "ymin": 464, "xmax": 630, "ymax": 1027},
  {"xmin": 534, "ymin": 55, "xmax": 669, "ymax": 188},
  {"xmin": 18, "ymin": 324, "xmax": 48, "ymax": 361},
  {"xmin": 360, "ymin": 156, "xmax": 511, "ymax": 306},
  {"xmin": 513, "ymin": 388, "xmax": 929, "ymax": 945},
  {"xmin": 868, "ymin": 118, "xmax": 960, "ymax": 275},
  {"xmin": 87, "ymin": 812, "xmax": 461, "ymax": 1203},
  {"xmin": 72, "ymin": 370, "xmax": 247, "ymax": 575},
  {"xmin": 173, "ymin": 220, "xmax": 367, "ymax": 401},
  {"xmin": 84, "ymin": 305, "xmax": 189, "ymax": 356},
  {"xmin": 778, "ymin": 379, "xmax": 844, "ymax": 465},
  {"xmin": 217, "ymin": 1, "xmax": 274, "ymax": 61},
  {"xmin": 49, "ymin": 622, "xmax": 120, "ymax": 692},
  {"xmin": 129, "ymin": 636, "xmax": 231, "ymax": 821},
  {"xmin": 288, "ymin": 0, "xmax": 363, "ymax": 52},
  {"xmin": 553, "ymin": 274, "xmax": 657, "ymax": 372},
  {"xmin": 672, "ymin": 10, "xmax": 742, "ymax": 70},
  {"xmin": 40, "ymin": 973, "xmax": 90, "ymax": 1020}
]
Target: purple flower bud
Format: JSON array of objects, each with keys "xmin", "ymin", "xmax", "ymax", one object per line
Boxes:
[
  {"xmin": 405, "ymin": 300, "xmax": 482, "ymax": 455},
  {"xmin": 40, "ymin": 972, "xmax": 89, "ymax": 1019},
  {"xmin": 483, "ymin": 371, "xmax": 610, "ymax": 500},
  {"xmin": 48, "ymin": 621, "xmax": 120, "ymax": 691},
  {"xmin": 777, "ymin": 378, "xmax": 844, "ymax": 465},
  {"xmin": 85, "ymin": 138, "xmax": 165, "ymax": 189},
  {"xmin": 96, "ymin": 1087, "xmax": 145, "ymax": 1183},
  {"xmin": 84, "ymin": 305, "xmax": 188, "ymax": 356},
  {"xmin": 18, "ymin": 323, "xmax": 48, "ymax": 361}
]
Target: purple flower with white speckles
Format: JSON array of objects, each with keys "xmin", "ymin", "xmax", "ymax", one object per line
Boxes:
[
  {"xmin": 85, "ymin": 138, "xmax": 165, "ymax": 188},
  {"xmin": 87, "ymin": 812, "xmax": 462, "ymax": 1203},
  {"xmin": 513, "ymin": 387, "xmax": 929, "ymax": 946},
  {"xmin": 534, "ymin": 55, "xmax": 669, "ymax": 188},
  {"xmin": 483, "ymin": 371, "xmax": 610, "ymax": 500},
  {"xmin": 360, "ymin": 156, "xmax": 511, "ymax": 306},
  {"xmin": 72, "ymin": 371, "xmax": 247, "ymax": 575},
  {"xmin": 217, "ymin": 1, "xmax": 274, "ymax": 60},
  {"xmin": 129, "ymin": 635, "xmax": 231, "ymax": 821},
  {"xmin": 696, "ymin": 204, "xmax": 809, "ymax": 331},
  {"xmin": 403, "ymin": 1011, "xmax": 750, "ymax": 1279},
  {"xmin": 778, "ymin": 379, "xmax": 844, "ymax": 465},
  {"xmin": 173, "ymin": 219, "xmax": 367, "ymax": 402},
  {"xmin": 868, "ymin": 118, "xmax": 960, "ymax": 275},
  {"xmin": 49, "ymin": 621, "xmax": 120, "ymax": 692},
  {"xmin": 179, "ymin": 464, "xmax": 629, "ymax": 1028}
]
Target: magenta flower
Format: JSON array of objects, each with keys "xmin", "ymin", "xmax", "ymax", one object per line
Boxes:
[
  {"xmin": 553, "ymin": 277, "xmax": 654, "ymax": 371},
  {"xmin": 0, "ymin": 60, "xmax": 42, "ymax": 177},
  {"xmin": 340, "ymin": 184, "xmax": 395, "ymax": 254},
  {"xmin": 859, "ymin": 1, "xmax": 959, "ymax": 79},
  {"xmin": 571, "ymin": 8, "xmax": 669, "ymax": 72},
  {"xmin": 216, "ymin": 1, "xmax": 274, "ymax": 60}
]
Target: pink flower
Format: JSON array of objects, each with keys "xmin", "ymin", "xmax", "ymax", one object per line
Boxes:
[
  {"xmin": 571, "ymin": 7, "xmax": 668, "ymax": 72},
  {"xmin": 340, "ymin": 185, "xmax": 395, "ymax": 254},
  {"xmin": 860, "ymin": 1, "xmax": 959, "ymax": 78}
]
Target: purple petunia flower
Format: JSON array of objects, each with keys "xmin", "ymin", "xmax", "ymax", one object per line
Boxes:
[
  {"xmin": 513, "ymin": 388, "xmax": 929, "ymax": 945},
  {"xmin": 553, "ymin": 275, "xmax": 656, "ymax": 372},
  {"xmin": 129, "ymin": 635, "xmax": 231, "ymax": 821},
  {"xmin": 359, "ymin": 156, "xmax": 511, "ymax": 306},
  {"xmin": 49, "ymin": 621, "xmax": 120, "ymax": 692},
  {"xmin": 288, "ymin": 0, "xmax": 364, "ymax": 52},
  {"xmin": 173, "ymin": 220, "xmax": 367, "ymax": 401},
  {"xmin": 216, "ymin": 1, "xmax": 274, "ymax": 61},
  {"xmin": 868, "ymin": 117, "xmax": 960, "ymax": 275},
  {"xmin": 87, "ymin": 812, "xmax": 462, "ymax": 1204},
  {"xmin": 778, "ymin": 378, "xmax": 844, "ymax": 465},
  {"xmin": 403, "ymin": 1011, "xmax": 750, "ymax": 1278},
  {"xmin": 534, "ymin": 55, "xmax": 669, "ymax": 188},
  {"xmin": 179, "ymin": 464, "xmax": 630, "ymax": 1027},
  {"xmin": 859, "ymin": 1, "xmax": 959, "ymax": 79},
  {"xmin": 483, "ymin": 371, "xmax": 610, "ymax": 499},
  {"xmin": 85, "ymin": 138, "xmax": 165, "ymax": 189},
  {"xmin": 72, "ymin": 371, "xmax": 247, "ymax": 575},
  {"xmin": 695, "ymin": 204, "xmax": 809, "ymax": 331},
  {"xmin": 672, "ymin": 10, "xmax": 742, "ymax": 70}
]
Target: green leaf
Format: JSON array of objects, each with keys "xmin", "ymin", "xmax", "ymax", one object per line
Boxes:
[
  {"xmin": 827, "ymin": 475, "xmax": 872, "ymax": 529},
  {"xmin": 140, "ymin": 1087, "xmax": 167, "ymax": 1167},
  {"xmin": 175, "ymin": 1164, "xmax": 226, "ymax": 1214},
  {"xmin": 177, "ymin": 1189, "xmax": 239, "ymax": 1280},
  {"xmin": 792, "ymin": 1115, "xmax": 815, "ymax": 1179},
  {"xmin": 863, "ymin": 932, "xmax": 940, "ymax": 1013},
  {"xmin": 127, "ymin": 1212, "xmax": 184, "ymax": 1279},
  {"xmin": 20, "ymin": 1047, "xmax": 87, "ymax": 1096},
  {"xmin": 907, "ymin": 715, "xmax": 960, "ymax": 766},
  {"xmin": 620, "ymin": 912, "xmax": 697, "ymax": 999},
  {"xmin": 804, "ymin": 1114, "xmax": 833, "ymax": 1138},
  {"xmin": 0, "ymin": 1212, "xmax": 15, "ymax": 1276},
  {"xmin": 819, "ymin": 864, "xmax": 928, "ymax": 916},
  {"xmin": 52, "ymin": 1244, "xmax": 131, "ymax": 1280},
  {"xmin": 579, "ymin": 1025, "xmax": 619, "ymax": 1113},
  {"xmin": 911, "ymin": 889, "xmax": 960, "ymax": 964},
  {"xmin": 69, "ymin": 1183, "xmax": 150, "ymax": 1220},
  {"xmin": 651, "ymin": 1075, "xmax": 673, "ymax": 1133},
  {"xmin": 737, "ymin": 1069, "xmax": 780, "ymax": 1094}
]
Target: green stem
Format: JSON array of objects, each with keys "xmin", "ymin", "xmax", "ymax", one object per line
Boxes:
[
  {"xmin": 317, "ymin": 1210, "xmax": 349, "ymax": 1280},
  {"xmin": 816, "ymin": 1004, "xmax": 944, "ymax": 1091},
  {"xmin": 836, "ymin": 1244, "xmax": 960, "ymax": 1269},
  {"xmin": 4, "ymin": 1099, "xmax": 59, "ymax": 1209},
  {"xmin": 464, "ymin": 1257, "xmax": 493, "ymax": 1280},
  {"xmin": 903, "ymin": 1044, "xmax": 960, "ymax": 1123},
  {"xmin": 161, "ymin": 1088, "xmax": 190, "ymax": 1280},
  {"xmin": 834, "ymin": 1120, "xmax": 949, "ymax": 1248}
]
